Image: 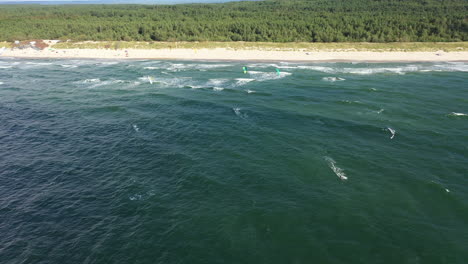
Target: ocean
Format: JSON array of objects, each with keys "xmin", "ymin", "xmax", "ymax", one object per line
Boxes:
[{"xmin": 0, "ymin": 59, "xmax": 467, "ymax": 263}]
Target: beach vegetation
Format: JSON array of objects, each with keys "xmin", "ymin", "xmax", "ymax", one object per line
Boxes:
[{"xmin": 0, "ymin": 0, "xmax": 466, "ymax": 42}]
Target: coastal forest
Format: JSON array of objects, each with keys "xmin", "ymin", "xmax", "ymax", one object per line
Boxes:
[{"xmin": 0, "ymin": 0, "xmax": 467, "ymax": 42}]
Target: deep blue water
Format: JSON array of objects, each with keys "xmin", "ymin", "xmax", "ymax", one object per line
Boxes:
[{"xmin": 0, "ymin": 59, "xmax": 467, "ymax": 263}]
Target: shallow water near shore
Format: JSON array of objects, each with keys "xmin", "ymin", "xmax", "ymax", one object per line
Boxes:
[{"xmin": 1, "ymin": 59, "xmax": 467, "ymax": 263}]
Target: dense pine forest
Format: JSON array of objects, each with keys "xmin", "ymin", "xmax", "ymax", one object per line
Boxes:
[{"xmin": 0, "ymin": 0, "xmax": 467, "ymax": 42}]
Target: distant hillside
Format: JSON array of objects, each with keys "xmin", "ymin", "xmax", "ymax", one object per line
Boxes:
[{"xmin": 0, "ymin": 0, "xmax": 467, "ymax": 42}]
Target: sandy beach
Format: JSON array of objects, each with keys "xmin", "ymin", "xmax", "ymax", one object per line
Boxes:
[{"xmin": 2, "ymin": 47, "xmax": 468, "ymax": 62}]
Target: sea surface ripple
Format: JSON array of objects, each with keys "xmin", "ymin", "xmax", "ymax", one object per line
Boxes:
[{"xmin": 1, "ymin": 59, "xmax": 467, "ymax": 263}]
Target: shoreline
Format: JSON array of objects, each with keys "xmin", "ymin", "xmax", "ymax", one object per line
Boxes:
[
  {"xmin": 1, "ymin": 48, "xmax": 468, "ymax": 62},
  {"xmin": 3, "ymin": 56, "xmax": 468, "ymax": 63}
]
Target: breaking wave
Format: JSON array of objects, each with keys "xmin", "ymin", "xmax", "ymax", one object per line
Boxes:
[
  {"xmin": 235, "ymin": 78, "xmax": 255, "ymax": 86},
  {"xmin": 207, "ymin": 79, "xmax": 229, "ymax": 87},
  {"xmin": 166, "ymin": 63, "xmax": 231, "ymax": 72},
  {"xmin": 248, "ymin": 71, "xmax": 291, "ymax": 81},
  {"xmin": 60, "ymin": 64, "xmax": 78, "ymax": 68},
  {"xmin": 296, "ymin": 63, "xmax": 468, "ymax": 75}
]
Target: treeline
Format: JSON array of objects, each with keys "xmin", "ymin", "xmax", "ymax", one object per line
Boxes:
[{"xmin": 0, "ymin": 0, "xmax": 467, "ymax": 42}]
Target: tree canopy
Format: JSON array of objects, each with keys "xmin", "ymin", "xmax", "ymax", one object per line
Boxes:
[{"xmin": 0, "ymin": 0, "xmax": 466, "ymax": 42}]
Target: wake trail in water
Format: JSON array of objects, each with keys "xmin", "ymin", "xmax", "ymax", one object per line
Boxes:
[
  {"xmin": 387, "ymin": 127, "xmax": 396, "ymax": 139},
  {"xmin": 449, "ymin": 112, "xmax": 467, "ymax": 117},
  {"xmin": 322, "ymin": 77, "xmax": 345, "ymax": 82},
  {"xmin": 233, "ymin": 107, "xmax": 248, "ymax": 119},
  {"xmin": 324, "ymin": 157, "xmax": 348, "ymax": 180}
]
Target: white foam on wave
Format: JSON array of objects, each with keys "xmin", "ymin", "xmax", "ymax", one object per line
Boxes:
[
  {"xmin": 233, "ymin": 107, "xmax": 247, "ymax": 119},
  {"xmin": 235, "ymin": 78, "xmax": 255, "ymax": 86},
  {"xmin": 129, "ymin": 194, "xmax": 142, "ymax": 201},
  {"xmin": 324, "ymin": 156, "xmax": 348, "ymax": 180},
  {"xmin": 432, "ymin": 63, "xmax": 468, "ymax": 72},
  {"xmin": 246, "ymin": 89, "xmax": 255, "ymax": 94},
  {"xmin": 298, "ymin": 65, "xmax": 336, "ymax": 73},
  {"xmin": 249, "ymin": 71, "xmax": 291, "ymax": 81},
  {"xmin": 139, "ymin": 76, "xmax": 160, "ymax": 85},
  {"xmin": 132, "ymin": 124, "xmax": 139, "ymax": 132},
  {"xmin": 88, "ymin": 80, "xmax": 112, "ymax": 88},
  {"xmin": 0, "ymin": 81, "xmax": 4, "ymax": 85},
  {"xmin": 247, "ymin": 63, "xmax": 279, "ymax": 68},
  {"xmin": 60, "ymin": 64, "xmax": 78, "ymax": 68},
  {"xmin": 0, "ymin": 66, "xmax": 12, "ymax": 69},
  {"xmin": 340, "ymin": 100, "xmax": 362, "ymax": 105},
  {"xmin": 247, "ymin": 62, "xmax": 297, "ymax": 69},
  {"xmin": 387, "ymin": 127, "xmax": 396, "ymax": 139},
  {"xmin": 144, "ymin": 67, "xmax": 159, "ymax": 70},
  {"xmin": 213, "ymin": 87, "xmax": 224, "ymax": 91},
  {"xmin": 167, "ymin": 63, "xmax": 186, "ymax": 72},
  {"xmin": 207, "ymin": 78, "xmax": 229, "ymax": 87},
  {"xmin": 297, "ymin": 63, "xmax": 468, "ymax": 75},
  {"xmin": 83, "ymin": 78, "xmax": 100, "ymax": 83},
  {"xmin": 81, "ymin": 79, "xmax": 127, "ymax": 88},
  {"xmin": 137, "ymin": 75, "xmax": 197, "ymax": 88},
  {"xmin": 129, "ymin": 190, "xmax": 155, "ymax": 201},
  {"xmin": 322, "ymin": 77, "xmax": 345, "ymax": 82},
  {"xmin": 25, "ymin": 62, "xmax": 53, "ymax": 66},
  {"xmin": 166, "ymin": 63, "xmax": 230, "ymax": 72},
  {"xmin": 99, "ymin": 61, "xmax": 119, "ymax": 65},
  {"xmin": 345, "ymin": 66, "xmax": 419, "ymax": 75},
  {"xmin": 196, "ymin": 64, "xmax": 231, "ymax": 69}
]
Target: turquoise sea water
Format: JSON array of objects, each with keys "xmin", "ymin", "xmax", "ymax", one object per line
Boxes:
[{"xmin": 0, "ymin": 59, "xmax": 467, "ymax": 263}]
